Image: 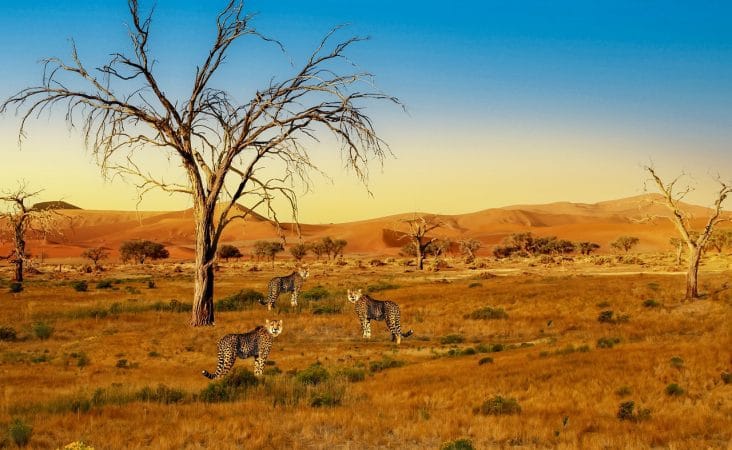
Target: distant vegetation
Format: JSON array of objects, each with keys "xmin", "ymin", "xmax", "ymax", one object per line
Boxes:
[
  {"xmin": 217, "ymin": 244, "xmax": 242, "ymax": 262},
  {"xmin": 119, "ymin": 240, "xmax": 169, "ymax": 264}
]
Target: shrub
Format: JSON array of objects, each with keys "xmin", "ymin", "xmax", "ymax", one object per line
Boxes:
[
  {"xmin": 215, "ymin": 289, "xmax": 264, "ymax": 311},
  {"xmin": 9, "ymin": 282, "xmax": 23, "ymax": 293},
  {"xmin": 96, "ymin": 280, "xmax": 113, "ymax": 289},
  {"xmin": 71, "ymin": 280, "xmax": 88, "ymax": 292},
  {"xmin": 199, "ymin": 368, "xmax": 259, "ymax": 403},
  {"xmin": 8, "ymin": 417, "xmax": 32, "ymax": 447},
  {"xmin": 0, "ymin": 326, "xmax": 17, "ymax": 341},
  {"xmin": 465, "ymin": 306, "xmax": 508, "ymax": 320},
  {"xmin": 301, "ymin": 286, "xmax": 329, "ymax": 301},
  {"xmin": 295, "ymin": 363, "xmax": 329, "ymax": 386},
  {"xmin": 643, "ymin": 299, "xmax": 661, "ymax": 308},
  {"xmin": 474, "ymin": 395, "xmax": 521, "ymax": 416},
  {"xmin": 311, "ymin": 303, "xmax": 342, "ymax": 315},
  {"xmin": 369, "ymin": 356, "xmax": 406, "ymax": 373},
  {"xmin": 440, "ymin": 334, "xmax": 465, "ymax": 345},
  {"xmin": 467, "ymin": 282, "xmax": 482, "ymax": 288},
  {"xmin": 309, "ymin": 379, "xmax": 345, "ymax": 407},
  {"xmin": 120, "ymin": 240, "xmax": 169, "ymax": 264},
  {"xmin": 147, "ymin": 280, "xmax": 156, "ymax": 289},
  {"xmin": 218, "ymin": 244, "xmax": 243, "ymax": 261},
  {"xmin": 669, "ymin": 356, "xmax": 684, "ymax": 368},
  {"xmin": 441, "ymin": 439, "xmax": 475, "ymax": 450},
  {"xmin": 478, "ymin": 357, "xmax": 494, "ymax": 365},
  {"xmin": 153, "ymin": 299, "xmax": 190, "ymax": 313},
  {"xmin": 136, "ymin": 384, "xmax": 186, "ymax": 404},
  {"xmin": 617, "ymin": 401, "xmax": 651, "ymax": 422},
  {"xmin": 32, "ymin": 322, "xmax": 53, "ymax": 340},
  {"xmin": 665, "ymin": 383, "xmax": 684, "ymax": 397},
  {"xmin": 596, "ymin": 337, "xmax": 621, "ymax": 349},
  {"xmin": 366, "ymin": 281, "xmax": 400, "ymax": 293},
  {"xmin": 598, "ymin": 310, "xmax": 615, "ymax": 323},
  {"xmin": 338, "ymin": 367, "xmax": 366, "ymax": 383}
]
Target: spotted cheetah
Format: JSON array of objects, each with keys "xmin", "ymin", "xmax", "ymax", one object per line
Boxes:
[
  {"xmin": 347, "ymin": 289, "xmax": 413, "ymax": 344},
  {"xmin": 202, "ymin": 319, "xmax": 283, "ymax": 378},
  {"xmin": 263, "ymin": 268, "xmax": 309, "ymax": 310}
]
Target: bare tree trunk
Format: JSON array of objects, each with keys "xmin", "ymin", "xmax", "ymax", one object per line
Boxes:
[
  {"xmin": 685, "ymin": 246, "xmax": 702, "ymax": 300},
  {"xmin": 675, "ymin": 245, "xmax": 682, "ymax": 266},
  {"xmin": 13, "ymin": 233, "xmax": 25, "ymax": 282},
  {"xmin": 190, "ymin": 205, "xmax": 217, "ymax": 326},
  {"xmin": 415, "ymin": 239, "xmax": 425, "ymax": 270}
]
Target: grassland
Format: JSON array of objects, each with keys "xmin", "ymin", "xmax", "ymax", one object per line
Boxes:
[{"xmin": 1, "ymin": 255, "xmax": 730, "ymax": 449}]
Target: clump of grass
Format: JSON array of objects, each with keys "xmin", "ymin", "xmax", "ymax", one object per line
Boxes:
[
  {"xmin": 215, "ymin": 289, "xmax": 264, "ymax": 311},
  {"xmin": 474, "ymin": 395, "xmax": 521, "ymax": 416},
  {"xmin": 366, "ymin": 281, "xmax": 399, "ymax": 293},
  {"xmin": 124, "ymin": 286, "xmax": 140, "ymax": 295},
  {"xmin": 32, "ymin": 322, "xmax": 53, "ymax": 340},
  {"xmin": 263, "ymin": 375, "xmax": 307, "ymax": 407},
  {"xmin": 440, "ymin": 334, "xmax": 465, "ymax": 345},
  {"xmin": 369, "ymin": 356, "xmax": 406, "ymax": 373},
  {"xmin": 8, "ymin": 417, "xmax": 32, "ymax": 447},
  {"xmin": 669, "ymin": 356, "xmax": 684, "ymax": 368},
  {"xmin": 665, "ymin": 383, "xmax": 684, "ymax": 397},
  {"xmin": 467, "ymin": 282, "xmax": 482, "ymax": 288},
  {"xmin": 152, "ymin": 299, "xmax": 191, "ymax": 313},
  {"xmin": 338, "ymin": 367, "xmax": 366, "ymax": 383},
  {"xmin": 95, "ymin": 280, "xmax": 113, "ymax": 289},
  {"xmin": 68, "ymin": 352, "xmax": 89, "ymax": 367},
  {"xmin": 441, "ymin": 438, "xmax": 474, "ymax": 450},
  {"xmin": 617, "ymin": 401, "xmax": 651, "ymax": 422},
  {"xmin": 9, "ymin": 282, "xmax": 23, "ymax": 293},
  {"xmin": 596, "ymin": 337, "xmax": 621, "ymax": 349},
  {"xmin": 115, "ymin": 359, "xmax": 129, "ymax": 369},
  {"xmin": 136, "ymin": 384, "xmax": 186, "ymax": 404},
  {"xmin": 554, "ymin": 344, "xmax": 590, "ymax": 356},
  {"xmin": 0, "ymin": 326, "xmax": 17, "ymax": 341},
  {"xmin": 464, "ymin": 306, "xmax": 508, "ymax": 320},
  {"xmin": 300, "ymin": 286, "xmax": 329, "ymax": 301},
  {"xmin": 199, "ymin": 368, "xmax": 259, "ymax": 403},
  {"xmin": 71, "ymin": 281, "xmax": 88, "ymax": 292},
  {"xmin": 643, "ymin": 299, "xmax": 661, "ymax": 308},
  {"xmin": 478, "ymin": 357, "xmax": 493, "ymax": 365},
  {"xmin": 311, "ymin": 301, "xmax": 342, "ymax": 315},
  {"xmin": 309, "ymin": 379, "xmax": 346, "ymax": 408},
  {"xmin": 295, "ymin": 363, "xmax": 329, "ymax": 386},
  {"xmin": 598, "ymin": 310, "xmax": 629, "ymax": 324}
]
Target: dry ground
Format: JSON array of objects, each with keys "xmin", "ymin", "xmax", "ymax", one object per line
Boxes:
[{"xmin": 1, "ymin": 256, "xmax": 730, "ymax": 449}]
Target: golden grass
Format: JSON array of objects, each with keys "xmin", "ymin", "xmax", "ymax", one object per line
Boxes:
[{"xmin": 1, "ymin": 257, "xmax": 731, "ymax": 449}]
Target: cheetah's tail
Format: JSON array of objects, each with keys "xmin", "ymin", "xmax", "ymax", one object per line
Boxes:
[
  {"xmin": 401, "ymin": 329, "xmax": 414, "ymax": 338},
  {"xmin": 201, "ymin": 370, "xmax": 216, "ymax": 379}
]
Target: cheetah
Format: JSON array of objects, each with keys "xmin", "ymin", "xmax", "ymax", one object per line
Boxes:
[
  {"xmin": 263, "ymin": 268, "xmax": 309, "ymax": 310},
  {"xmin": 347, "ymin": 289, "xmax": 413, "ymax": 344},
  {"xmin": 201, "ymin": 319, "xmax": 283, "ymax": 378}
]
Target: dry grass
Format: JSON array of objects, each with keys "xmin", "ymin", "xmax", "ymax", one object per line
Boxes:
[{"xmin": 1, "ymin": 256, "xmax": 731, "ymax": 449}]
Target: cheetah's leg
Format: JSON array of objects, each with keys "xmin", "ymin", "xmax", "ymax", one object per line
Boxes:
[
  {"xmin": 215, "ymin": 350, "xmax": 237, "ymax": 379},
  {"xmin": 254, "ymin": 344, "xmax": 271, "ymax": 376},
  {"xmin": 364, "ymin": 319, "xmax": 372, "ymax": 339},
  {"xmin": 386, "ymin": 316, "xmax": 401, "ymax": 344},
  {"xmin": 290, "ymin": 289, "xmax": 298, "ymax": 307}
]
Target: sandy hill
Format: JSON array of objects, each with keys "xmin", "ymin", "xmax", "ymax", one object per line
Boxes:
[{"xmin": 1, "ymin": 194, "xmax": 729, "ymax": 260}]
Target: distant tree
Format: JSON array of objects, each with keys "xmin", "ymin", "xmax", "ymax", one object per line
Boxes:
[
  {"xmin": 1, "ymin": 182, "xmax": 66, "ymax": 281},
  {"xmin": 669, "ymin": 237, "xmax": 684, "ymax": 266},
  {"xmin": 508, "ymin": 232, "xmax": 535, "ymax": 256},
  {"xmin": 398, "ymin": 215, "xmax": 444, "ymax": 270},
  {"xmin": 645, "ymin": 166, "xmax": 731, "ymax": 299},
  {"xmin": 459, "ymin": 238, "xmax": 482, "ymax": 261},
  {"xmin": 120, "ymin": 240, "xmax": 169, "ymax": 264},
  {"xmin": 290, "ymin": 243, "xmax": 308, "ymax": 261},
  {"xmin": 578, "ymin": 241, "xmax": 601, "ymax": 255},
  {"xmin": 707, "ymin": 229, "xmax": 732, "ymax": 253},
  {"xmin": 308, "ymin": 241, "xmax": 327, "ymax": 260},
  {"xmin": 610, "ymin": 236, "xmax": 640, "ymax": 254},
  {"xmin": 81, "ymin": 247, "xmax": 109, "ymax": 269},
  {"xmin": 331, "ymin": 238, "xmax": 347, "ymax": 259},
  {"xmin": 429, "ymin": 238, "xmax": 451, "ymax": 258},
  {"xmin": 217, "ymin": 244, "xmax": 242, "ymax": 262},
  {"xmin": 252, "ymin": 241, "xmax": 269, "ymax": 262},
  {"xmin": 263, "ymin": 241, "xmax": 284, "ymax": 268}
]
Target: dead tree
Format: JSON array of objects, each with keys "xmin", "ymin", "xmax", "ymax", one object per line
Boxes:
[
  {"xmin": 399, "ymin": 215, "xmax": 443, "ymax": 270},
  {"xmin": 2, "ymin": 1, "xmax": 398, "ymax": 326},
  {"xmin": 0, "ymin": 183, "xmax": 64, "ymax": 282},
  {"xmin": 645, "ymin": 166, "xmax": 731, "ymax": 300}
]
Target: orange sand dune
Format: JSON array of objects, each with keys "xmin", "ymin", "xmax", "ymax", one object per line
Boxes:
[{"xmin": 1, "ymin": 194, "xmax": 729, "ymax": 261}]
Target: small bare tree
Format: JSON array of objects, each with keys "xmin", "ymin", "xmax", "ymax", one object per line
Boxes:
[
  {"xmin": 458, "ymin": 238, "xmax": 482, "ymax": 262},
  {"xmin": 645, "ymin": 166, "xmax": 731, "ymax": 299},
  {"xmin": 399, "ymin": 215, "xmax": 443, "ymax": 270},
  {"xmin": 81, "ymin": 247, "xmax": 110, "ymax": 269},
  {"xmin": 0, "ymin": 183, "xmax": 65, "ymax": 282},
  {"xmin": 2, "ymin": 1, "xmax": 398, "ymax": 326}
]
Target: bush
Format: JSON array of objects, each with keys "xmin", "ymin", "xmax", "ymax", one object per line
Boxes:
[
  {"xmin": 215, "ymin": 289, "xmax": 264, "ymax": 311},
  {"xmin": 300, "ymin": 286, "xmax": 330, "ymax": 301},
  {"xmin": 665, "ymin": 383, "xmax": 684, "ymax": 397},
  {"xmin": 722, "ymin": 371, "xmax": 732, "ymax": 384},
  {"xmin": 0, "ymin": 326, "xmax": 17, "ymax": 341},
  {"xmin": 467, "ymin": 282, "xmax": 482, "ymax": 288},
  {"xmin": 596, "ymin": 337, "xmax": 621, "ymax": 349},
  {"xmin": 440, "ymin": 334, "xmax": 465, "ymax": 345},
  {"xmin": 153, "ymin": 299, "xmax": 191, "ymax": 313},
  {"xmin": 8, "ymin": 417, "xmax": 32, "ymax": 447},
  {"xmin": 369, "ymin": 356, "xmax": 406, "ymax": 373},
  {"xmin": 309, "ymin": 379, "xmax": 345, "ymax": 408},
  {"xmin": 478, "ymin": 357, "xmax": 493, "ymax": 365},
  {"xmin": 617, "ymin": 401, "xmax": 651, "ymax": 422},
  {"xmin": 464, "ymin": 306, "xmax": 508, "ymax": 320},
  {"xmin": 116, "ymin": 359, "xmax": 129, "ymax": 369},
  {"xmin": 669, "ymin": 356, "xmax": 684, "ymax": 368},
  {"xmin": 71, "ymin": 280, "xmax": 88, "ymax": 292},
  {"xmin": 147, "ymin": 280, "xmax": 156, "ymax": 289},
  {"xmin": 643, "ymin": 299, "xmax": 661, "ymax": 308},
  {"xmin": 474, "ymin": 396, "xmax": 521, "ymax": 416},
  {"xmin": 136, "ymin": 384, "xmax": 186, "ymax": 404},
  {"xmin": 366, "ymin": 281, "xmax": 400, "ymax": 293},
  {"xmin": 32, "ymin": 322, "xmax": 53, "ymax": 340},
  {"xmin": 598, "ymin": 310, "xmax": 615, "ymax": 323},
  {"xmin": 9, "ymin": 282, "xmax": 23, "ymax": 293},
  {"xmin": 338, "ymin": 367, "xmax": 366, "ymax": 383},
  {"xmin": 120, "ymin": 240, "xmax": 169, "ymax": 264},
  {"xmin": 441, "ymin": 439, "xmax": 475, "ymax": 450},
  {"xmin": 199, "ymin": 368, "xmax": 259, "ymax": 403},
  {"xmin": 295, "ymin": 363, "xmax": 329, "ymax": 386},
  {"xmin": 96, "ymin": 280, "xmax": 113, "ymax": 289},
  {"xmin": 311, "ymin": 303, "xmax": 342, "ymax": 315}
]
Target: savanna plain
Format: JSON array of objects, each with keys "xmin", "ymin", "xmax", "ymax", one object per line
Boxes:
[{"xmin": 1, "ymin": 255, "xmax": 731, "ymax": 450}]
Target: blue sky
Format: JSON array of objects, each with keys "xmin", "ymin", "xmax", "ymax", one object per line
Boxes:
[{"xmin": 1, "ymin": 1, "xmax": 730, "ymax": 221}]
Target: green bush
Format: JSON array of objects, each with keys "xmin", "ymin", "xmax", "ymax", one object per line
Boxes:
[
  {"xmin": 71, "ymin": 281, "xmax": 88, "ymax": 292},
  {"xmin": 617, "ymin": 401, "xmax": 651, "ymax": 422},
  {"xmin": 8, "ymin": 417, "xmax": 32, "ymax": 447},
  {"xmin": 474, "ymin": 396, "xmax": 521, "ymax": 416},
  {"xmin": 295, "ymin": 363, "xmax": 329, "ymax": 386},
  {"xmin": 152, "ymin": 299, "xmax": 191, "ymax": 313},
  {"xmin": 96, "ymin": 280, "xmax": 113, "ymax": 289},
  {"xmin": 598, "ymin": 310, "xmax": 615, "ymax": 323},
  {"xmin": 597, "ymin": 337, "xmax": 621, "ymax": 349},
  {"xmin": 215, "ymin": 289, "xmax": 264, "ymax": 311},
  {"xmin": 309, "ymin": 380, "xmax": 345, "ymax": 408},
  {"xmin": 369, "ymin": 356, "xmax": 406, "ymax": 373},
  {"xmin": 136, "ymin": 384, "xmax": 186, "ymax": 404},
  {"xmin": 338, "ymin": 367, "xmax": 366, "ymax": 382},
  {"xmin": 301, "ymin": 286, "xmax": 329, "ymax": 301},
  {"xmin": 366, "ymin": 281, "xmax": 400, "ymax": 293},
  {"xmin": 440, "ymin": 334, "xmax": 465, "ymax": 345},
  {"xmin": 441, "ymin": 439, "xmax": 475, "ymax": 450},
  {"xmin": 199, "ymin": 368, "xmax": 258, "ymax": 403},
  {"xmin": 643, "ymin": 299, "xmax": 661, "ymax": 308},
  {"xmin": 9, "ymin": 282, "xmax": 23, "ymax": 293},
  {"xmin": 311, "ymin": 303, "xmax": 342, "ymax": 315},
  {"xmin": 665, "ymin": 383, "xmax": 684, "ymax": 397},
  {"xmin": 32, "ymin": 322, "xmax": 53, "ymax": 340},
  {"xmin": 465, "ymin": 306, "xmax": 508, "ymax": 320},
  {"xmin": 0, "ymin": 326, "xmax": 17, "ymax": 341}
]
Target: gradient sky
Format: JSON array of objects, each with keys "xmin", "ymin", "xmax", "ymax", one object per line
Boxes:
[{"xmin": 1, "ymin": 1, "xmax": 731, "ymax": 223}]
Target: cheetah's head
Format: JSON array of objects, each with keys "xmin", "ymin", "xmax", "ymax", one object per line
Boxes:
[
  {"xmin": 347, "ymin": 289, "xmax": 363, "ymax": 303},
  {"xmin": 298, "ymin": 267, "xmax": 310, "ymax": 279},
  {"xmin": 265, "ymin": 319, "xmax": 283, "ymax": 337}
]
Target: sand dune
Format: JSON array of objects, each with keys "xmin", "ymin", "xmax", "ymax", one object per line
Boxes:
[{"xmin": 1, "ymin": 194, "xmax": 728, "ymax": 260}]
